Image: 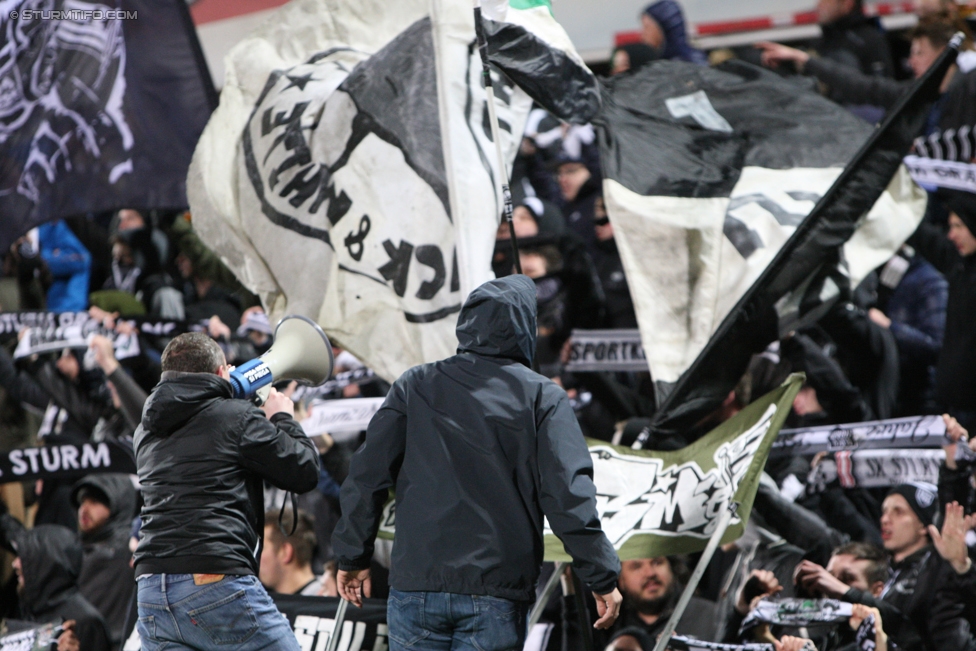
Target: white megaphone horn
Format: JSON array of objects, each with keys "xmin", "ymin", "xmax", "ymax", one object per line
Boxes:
[{"xmin": 229, "ymin": 315, "xmax": 335, "ymax": 403}]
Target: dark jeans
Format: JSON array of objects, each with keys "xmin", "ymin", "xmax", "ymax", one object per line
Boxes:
[
  {"xmin": 137, "ymin": 574, "xmax": 299, "ymax": 650},
  {"xmin": 387, "ymin": 589, "xmax": 530, "ymax": 651}
]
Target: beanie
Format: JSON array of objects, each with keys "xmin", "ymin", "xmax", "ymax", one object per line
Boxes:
[{"xmin": 887, "ymin": 482, "xmax": 938, "ymax": 528}]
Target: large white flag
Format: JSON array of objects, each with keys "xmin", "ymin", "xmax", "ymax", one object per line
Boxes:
[{"xmin": 187, "ymin": 0, "xmax": 594, "ymax": 380}]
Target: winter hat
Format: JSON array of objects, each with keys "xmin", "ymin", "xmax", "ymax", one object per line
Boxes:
[
  {"xmin": 887, "ymin": 482, "xmax": 939, "ymax": 527},
  {"xmin": 942, "ymin": 189, "xmax": 976, "ymax": 236}
]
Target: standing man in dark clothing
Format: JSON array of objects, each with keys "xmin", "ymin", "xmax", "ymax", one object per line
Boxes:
[
  {"xmin": 333, "ymin": 276, "xmax": 622, "ymax": 651},
  {"xmin": 0, "ymin": 505, "xmax": 111, "ymax": 651},
  {"xmin": 133, "ymin": 332, "xmax": 320, "ymax": 651},
  {"xmin": 71, "ymin": 474, "xmax": 137, "ymax": 650},
  {"xmin": 908, "ymin": 190, "xmax": 976, "ymax": 432},
  {"xmin": 798, "ymin": 483, "xmax": 973, "ymax": 651}
]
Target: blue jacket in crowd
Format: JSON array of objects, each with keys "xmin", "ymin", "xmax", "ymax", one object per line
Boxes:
[{"xmin": 38, "ymin": 220, "xmax": 91, "ymax": 312}]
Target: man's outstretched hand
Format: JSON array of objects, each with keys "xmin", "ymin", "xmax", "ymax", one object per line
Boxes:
[
  {"xmin": 929, "ymin": 501, "xmax": 976, "ymax": 575},
  {"xmin": 593, "ymin": 588, "xmax": 623, "ymax": 629},
  {"xmin": 337, "ymin": 568, "xmax": 372, "ymax": 607}
]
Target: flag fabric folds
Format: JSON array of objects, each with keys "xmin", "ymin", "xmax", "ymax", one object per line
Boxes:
[
  {"xmin": 596, "ymin": 50, "xmax": 956, "ymax": 436},
  {"xmin": 543, "ymin": 374, "xmax": 802, "ymax": 561},
  {"xmin": 0, "ymin": 0, "xmax": 216, "ymax": 251},
  {"xmin": 187, "ymin": 0, "xmax": 594, "ymax": 381}
]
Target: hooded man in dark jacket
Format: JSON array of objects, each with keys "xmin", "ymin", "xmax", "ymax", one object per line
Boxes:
[
  {"xmin": 333, "ymin": 275, "xmax": 622, "ymax": 651},
  {"xmin": 0, "ymin": 506, "xmax": 111, "ymax": 651},
  {"xmin": 71, "ymin": 473, "xmax": 136, "ymax": 650},
  {"xmin": 133, "ymin": 332, "xmax": 320, "ymax": 651}
]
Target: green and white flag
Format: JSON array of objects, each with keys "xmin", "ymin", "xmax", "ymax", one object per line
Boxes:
[
  {"xmin": 378, "ymin": 375, "xmax": 801, "ymax": 552},
  {"xmin": 544, "ymin": 374, "xmax": 802, "ymax": 561}
]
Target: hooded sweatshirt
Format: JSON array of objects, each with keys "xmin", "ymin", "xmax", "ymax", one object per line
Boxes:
[
  {"xmin": 71, "ymin": 474, "xmax": 137, "ymax": 647},
  {"xmin": 0, "ymin": 517, "xmax": 111, "ymax": 651},
  {"xmin": 333, "ymin": 276, "xmax": 620, "ymax": 601}
]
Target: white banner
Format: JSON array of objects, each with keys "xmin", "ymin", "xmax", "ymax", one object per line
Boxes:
[
  {"xmin": 13, "ymin": 321, "xmax": 140, "ymax": 361},
  {"xmin": 904, "ymin": 155, "xmax": 976, "ymax": 193},
  {"xmin": 810, "ymin": 448, "xmax": 945, "ymax": 490},
  {"xmin": 565, "ymin": 329, "xmax": 647, "ymax": 372},
  {"xmin": 300, "ymin": 397, "xmax": 385, "ymax": 441},
  {"xmin": 770, "ymin": 415, "xmax": 947, "ymax": 458}
]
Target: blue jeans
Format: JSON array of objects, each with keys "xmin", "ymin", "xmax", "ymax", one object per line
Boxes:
[
  {"xmin": 137, "ymin": 574, "xmax": 299, "ymax": 651},
  {"xmin": 387, "ymin": 589, "xmax": 529, "ymax": 651}
]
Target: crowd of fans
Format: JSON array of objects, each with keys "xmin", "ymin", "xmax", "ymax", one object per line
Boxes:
[{"xmin": 1, "ymin": 0, "xmax": 976, "ymax": 650}]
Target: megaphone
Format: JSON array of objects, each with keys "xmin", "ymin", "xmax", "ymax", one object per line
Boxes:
[{"xmin": 229, "ymin": 315, "xmax": 335, "ymax": 402}]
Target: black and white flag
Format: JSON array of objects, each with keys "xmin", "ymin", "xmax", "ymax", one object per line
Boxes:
[
  {"xmin": 187, "ymin": 0, "xmax": 597, "ymax": 382},
  {"xmin": 597, "ymin": 43, "xmax": 959, "ymax": 438},
  {"xmin": 0, "ymin": 0, "xmax": 216, "ymax": 251}
]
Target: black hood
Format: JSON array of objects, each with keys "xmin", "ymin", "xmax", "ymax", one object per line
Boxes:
[
  {"xmin": 13, "ymin": 525, "xmax": 82, "ymax": 618},
  {"xmin": 140, "ymin": 372, "xmax": 233, "ymax": 437},
  {"xmin": 70, "ymin": 473, "xmax": 137, "ymax": 544},
  {"xmin": 456, "ymin": 276, "xmax": 537, "ymax": 366}
]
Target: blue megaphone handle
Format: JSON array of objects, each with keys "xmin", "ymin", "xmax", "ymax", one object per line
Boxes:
[{"xmin": 229, "ymin": 358, "xmax": 274, "ymax": 399}]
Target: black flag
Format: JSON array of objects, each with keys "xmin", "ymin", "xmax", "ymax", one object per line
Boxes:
[
  {"xmin": 0, "ymin": 0, "xmax": 216, "ymax": 251},
  {"xmin": 596, "ymin": 40, "xmax": 961, "ymax": 443}
]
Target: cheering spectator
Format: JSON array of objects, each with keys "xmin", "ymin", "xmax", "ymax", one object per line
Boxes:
[
  {"xmin": 822, "ymin": 483, "xmax": 973, "ymax": 650},
  {"xmin": 70, "ymin": 475, "xmax": 137, "ymax": 650}
]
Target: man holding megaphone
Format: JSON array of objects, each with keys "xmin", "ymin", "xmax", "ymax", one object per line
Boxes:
[{"xmin": 132, "ymin": 330, "xmax": 323, "ymax": 651}]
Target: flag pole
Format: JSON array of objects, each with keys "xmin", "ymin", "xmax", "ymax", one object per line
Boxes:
[
  {"xmin": 528, "ymin": 562, "xmax": 564, "ymax": 629},
  {"xmin": 473, "ymin": 1, "xmax": 523, "ymax": 275},
  {"xmin": 327, "ymin": 598, "xmax": 349, "ymax": 651},
  {"xmin": 651, "ymin": 502, "xmax": 739, "ymax": 651}
]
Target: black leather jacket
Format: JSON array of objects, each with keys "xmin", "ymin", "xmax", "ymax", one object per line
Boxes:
[{"xmin": 134, "ymin": 371, "xmax": 319, "ymax": 576}]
